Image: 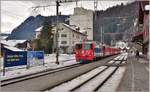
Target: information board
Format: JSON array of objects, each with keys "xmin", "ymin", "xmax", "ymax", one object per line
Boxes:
[{"xmin": 4, "ymin": 51, "xmax": 27, "ymax": 67}]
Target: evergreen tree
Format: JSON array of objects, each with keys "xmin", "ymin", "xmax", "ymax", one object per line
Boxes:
[{"xmin": 33, "ymin": 19, "xmax": 54, "ymax": 54}]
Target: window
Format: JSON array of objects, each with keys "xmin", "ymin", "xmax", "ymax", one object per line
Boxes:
[
  {"xmin": 72, "ymin": 34, "xmax": 74, "ymax": 37},
  {"xmin": 61, "ymin": 41, "xmax": 67, "ymax": 44},
  {"xmin": 61, "ymin": 34, "xmax": 67, "ymax": 37},
  {"xmin": 75, "ymin": 44, "xmax": 82, "ymax": 49},
  {"xmin": 84, "ymin": 43, "xmax": 92, "ymax": 50},
  {"xmin": 76, "ymin": 35, "xmax": 79, "ymax": 38}
]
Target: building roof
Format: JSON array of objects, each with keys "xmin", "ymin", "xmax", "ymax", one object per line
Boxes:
[
  {"xmin": 1, "ymin": 40, "xmax": 26, "ymax": 47},
  {"xmin": 4, "ymin": 45, "xmax": 23, "ymax": 51},
  {"xmin": 62, "ymin": 23, "xmax": 87, "ymax": 36},
  {"xmin": 35, "ymin": 26, "xmax": 43, "ymax": 32}
]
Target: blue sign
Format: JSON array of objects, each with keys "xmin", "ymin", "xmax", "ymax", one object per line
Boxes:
[
  {"xmin": 27, "ymin": 51, "xmax": 44, "ymax": 66},
  {"xmin": 27, "ymin": 51, "xmax": 44, "ymax": 59},
  {"xmin": 4, "ymin": 51, "xmax": 27, "ymax": 67}
]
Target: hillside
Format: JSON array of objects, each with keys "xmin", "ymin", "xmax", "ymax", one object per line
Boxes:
[
  {"xmin": 93, "ymin": 2, "xmax": 139, "ymax": 45},
  {"xmin": 7, "ymin": 15, "xmax": 69, "ymax": 40}
]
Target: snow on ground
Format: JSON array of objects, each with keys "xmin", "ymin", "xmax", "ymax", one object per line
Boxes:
[
  {"xmin": 98, "ymin": 67, "xmax": 126, "ymax": 92},
  {"xmin": 48, "ymin": 66, "xmax": 107, "ymax": 92},
  {"xmin": 74, "ymin": 67, "xmax": 116, "ymax": 92},
  {"xmin": 114, "ymin": 53, "xmax": 128, "ymax": 61},
  {"xmin": 44, "ymin": 54, "xmax": 75, "ymax": 64},
  {"xmin": 108, "ymin": 60, "xmax": 115, "ymax": 64},
  {"xmin": 114, "ymin": 55, "xmax": 121, "ymax": 60},
  {"xmin": 47, "ymin": 67, "xmax": 117, "ymax": 92},
  {"xmin": 0, "ymin": 53, "xmax": 128, "ymax": 81},
  {"xmin": 47, "ymin": 53, "xmax": 128, "ymax": 92},
  {"xmin": 0, "ymin": 54, "xmax": 77, "ymax": 80}
]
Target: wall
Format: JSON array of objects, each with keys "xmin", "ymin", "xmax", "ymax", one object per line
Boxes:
[{"xmin": 70, "ymin": 7, "xmax": 94, "ymax": 40}]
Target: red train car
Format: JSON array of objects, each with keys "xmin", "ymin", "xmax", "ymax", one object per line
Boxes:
[
  {"xmin": 75, "ymin": 41, "xmax": 95, "ymax": 63},
  {"xmin": 75, "ymin": 41, "xmax": 120, "ymax": 63}
]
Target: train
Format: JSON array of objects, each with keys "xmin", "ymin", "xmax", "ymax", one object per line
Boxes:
[{"xmin": 75, "ymin": 41, "xmax": 120, "ymax": 63}]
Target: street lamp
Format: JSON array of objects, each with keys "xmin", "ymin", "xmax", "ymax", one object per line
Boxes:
[
  {"xmin": 112, "ymin": 23, "xmax": 120, "ymax": 46},
  {"xmin": 117, "ymin": 23, "xmax": 120, "ymax": 32}
]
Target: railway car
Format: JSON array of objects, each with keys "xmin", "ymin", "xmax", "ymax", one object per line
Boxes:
[{"xmin": 75, "ymin": 41, "xmax": 120, "ymax": 63}]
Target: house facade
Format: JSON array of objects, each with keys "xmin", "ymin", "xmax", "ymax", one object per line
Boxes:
[{"xmin": 57, "ymin": 23, "xmax": 87, "ymax": 53}]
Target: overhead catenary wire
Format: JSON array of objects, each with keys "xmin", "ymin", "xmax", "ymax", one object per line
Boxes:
[{"xmin": 1, "ymin": 9, "xmax": 25, "ymax": 19}]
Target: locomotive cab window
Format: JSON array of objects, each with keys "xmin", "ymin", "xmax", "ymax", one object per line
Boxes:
[
  {"xmin": 84, "ymin": 43, "xmax": 92, "ymax": 50},
  {"xmin": 75, "ymin": 44, "xmax": 82, "ymax": 49}
]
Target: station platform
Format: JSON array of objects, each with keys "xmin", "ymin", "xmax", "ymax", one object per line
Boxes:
[{"xmin": 117, "ymin": 55, "xmax": 149, "ymax": 92}]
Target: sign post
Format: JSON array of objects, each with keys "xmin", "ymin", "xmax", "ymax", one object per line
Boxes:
[{"xmin": 3, "ymin": 61, "xmax": 5, "ymax": 76}]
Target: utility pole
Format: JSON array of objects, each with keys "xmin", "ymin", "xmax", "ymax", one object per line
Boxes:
[
  {"xmin": 101, "ymin": 26, "xmax": 103, "ymax": 43},
  {"xmin": 32, "ymin": 0, "xmax": 79, "ymax": 65},
  {"xmin": 94, "ymin": 0, "xmax": 98, "ymax": 11},
  {"xmin": 75, "ymin": 0, "xmax": 78, "ymax": 7},
  {"xmin": 55, "ymin": 0, "xmax": 60, "ymax": 64},
  {"xmin": 102, "ymin": 27, "xmax": 104, "ymax": 44}
]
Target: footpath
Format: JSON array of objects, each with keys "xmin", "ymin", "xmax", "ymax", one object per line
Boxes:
[{"xmin": 117, "ymin": 54, "xmax": 149, "ymax": 92}]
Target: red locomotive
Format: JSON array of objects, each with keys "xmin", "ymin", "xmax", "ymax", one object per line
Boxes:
[{"xmin": 75, "ymin": 41, "xmax": 120, "ymax": 63}]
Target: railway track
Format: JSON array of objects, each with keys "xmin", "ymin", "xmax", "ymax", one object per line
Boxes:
[
  {"xmin": 1, "ymin": 54, "xmax": 118, "ymax": 87},
  {"xmin": 45, "ymin": 54, "xmax": 127, "ymax": 92},
  {"xmin": 1, "ymin": 55, "xmax": 121, "ymax": 91},
  {"xmin": 1, "ymin": 63, "xmax": 81, "ymax": 86}
]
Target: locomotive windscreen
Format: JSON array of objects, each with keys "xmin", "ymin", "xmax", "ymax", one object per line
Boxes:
[
  {"xmin": 84, "ymin": 43, "xmax": 92, "ymax": 50},
  {"xmin": 75, "ymin": 44, "xmax": 82, "ymax": 49}
]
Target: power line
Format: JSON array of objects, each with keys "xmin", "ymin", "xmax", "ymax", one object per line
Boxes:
[
  {"xmin": 99, "ymin": 1, "xmax": 104, "ymax": 10},
  {"xmin": 1, "ymin": 9, "xmax": 25, "ymax": 19}
]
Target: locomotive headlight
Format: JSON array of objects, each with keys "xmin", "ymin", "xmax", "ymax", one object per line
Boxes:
[{"xmin": 82, "ymin": 51, "xmax": 84, "ymax": 54}]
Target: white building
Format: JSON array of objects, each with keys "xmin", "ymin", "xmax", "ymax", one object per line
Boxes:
[
  {"xmin": 69, "ymin": 7, "xmax": 94, "ymax": 40},
  {"xmin": 115, "ymin": 41, "xmax": 129, "ymax": 50},
  {"xmin": 57, "ymin": 23, "xmax": 87, "ymax": 53},
  {"xmin": 34, "ymin": 26, "xmax": 43, "ymax": 39}
]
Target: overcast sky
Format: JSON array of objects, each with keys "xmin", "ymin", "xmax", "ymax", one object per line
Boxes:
[{"xmin": 1, "ymin": 0, "xmax": 130, "ymax": 33}]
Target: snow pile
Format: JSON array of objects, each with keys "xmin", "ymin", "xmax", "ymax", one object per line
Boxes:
[{"xmin": 98, "ymin": 67, "xmax": 126, "ymax": 92}]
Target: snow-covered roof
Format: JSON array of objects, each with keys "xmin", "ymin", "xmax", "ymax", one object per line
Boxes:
[
  {"xmin": 1, "ymin": 40, "xmax": 26, "ymax": 47},
  {"xmin": 0, "ymin": 36, "xmax": 8, "ymax": 40},
  {"xmin": 35, "ymin": 26, "xmax": 43, "ymax": 32},
  {"xmin": 62, "ymin": 23, "xmax": 76, "ymax": 31},
  {"xmin": 62, "ymin": 23, "xmax": 86, "ymax": 36},
  {"xmin": 4, "ymin": 45, "xmax": 23, "ymax": 51}
]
